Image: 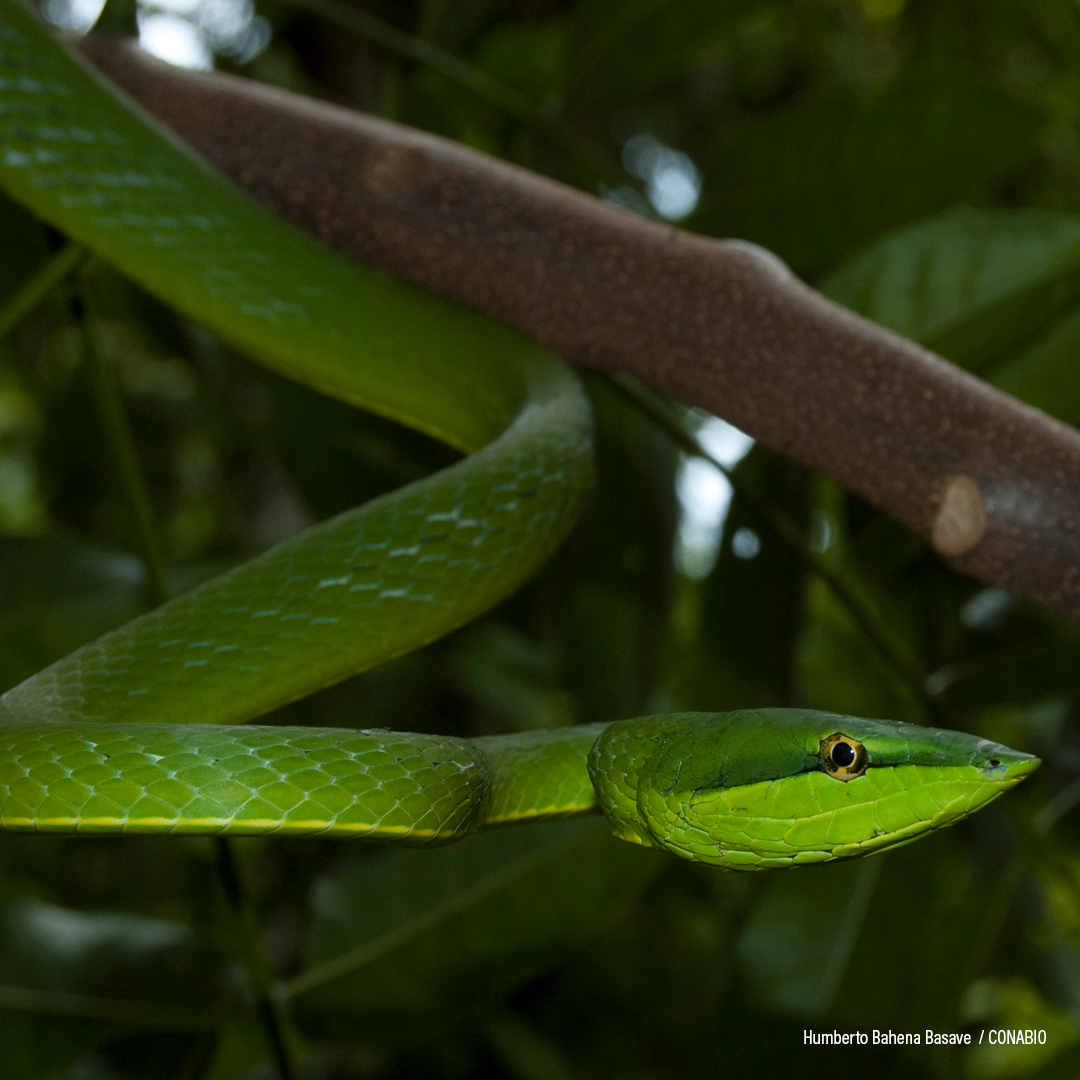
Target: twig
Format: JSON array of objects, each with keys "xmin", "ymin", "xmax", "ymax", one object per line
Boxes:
[
  {"xmin": 0, "ymin": 982, "xmax": 219, "ymax": 1027},
  {"xmin": 0, "ymin": 244, "xmax": 87, "ymax": 343},
  {"xmin": 1034, "ymin": 773, "xmax": 1080, "ymax": 835},
  {"xmin": 78, "ymin": 272, "xmax": 170, "ymax": 609},
  {"xmin": 74, "ymin": 38, "xmax": 1080, "ymax": 621},
  {"xmin": 282, "ymin": 837, "xmax": 565, "ymax": 1000},
  {"xmin": 814, "ymin": 856, "xmax": 881, "ymax": 1014},
  {"xmin": 213, "ymin": 837, "xmax": 300, "ymax": 1080}
]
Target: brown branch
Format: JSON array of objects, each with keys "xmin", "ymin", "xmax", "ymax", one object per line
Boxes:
[{"xmin": 75, "ymin": 36, "xmax": 1080, "ymax": 621}]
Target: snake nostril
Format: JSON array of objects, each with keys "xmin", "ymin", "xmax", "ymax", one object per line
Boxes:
[{"xmin": 989, "ymin": 758, "xmax": 1000, "ymax": 768}]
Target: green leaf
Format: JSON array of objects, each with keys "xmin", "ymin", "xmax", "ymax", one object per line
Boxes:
[
  {"xmin": 476, "ymin": 19, "xmax": 569, "ymax": 103},
  {"xmin": 0, "ymin": 900, "xmax": 229, "ymax": 1015},
  {"xmin": 993, "ymin": 306, "xmax": 1080, "ymax": 429},
  {"xmin": 820, "ymin": 207, "xmax": 1080, "ymax": 374},
  {"xmin": 929, "ymin": 629, "xmax": 1080, "ymax": 709},
  {"xmin": 738, "ymin": 858, "xmax": 881, "ymax": 1016},
  {"xmin": 694, "ymin": 73, "xmax": 1042, "ymax": 275},
  {"xmin": 568, "ymin": 0, "xmax": 763, "ymax": 104},
  {"xmin": 0, "ymin": 192, "xmax": 50, "ymax": 309},
  {"xmin": 293, "ymin": 818, "xmax": 663, "ymax": 1025},
  {"xmin": 962, "ymin": 978, "xmax": 1079, "ymax": 1078},
  {"xmin": 553, "ymin": 377, "xmax": 678, "ymax": 723},
  {"xmin": 0, "ymin": 898, "xmax": 229, "ymax": 1078}
]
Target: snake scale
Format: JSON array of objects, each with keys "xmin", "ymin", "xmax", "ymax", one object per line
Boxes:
[{"xmin": 0, "ymin": 1, "xmax": 1038, "ymax": 869}]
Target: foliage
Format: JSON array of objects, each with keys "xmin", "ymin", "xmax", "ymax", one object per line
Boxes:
[{"xmin": 5, "ymin": 0, "xmax": 1080, "ymax": 1077}]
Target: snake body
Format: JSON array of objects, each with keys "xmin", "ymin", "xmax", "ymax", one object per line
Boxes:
[{"xmin": 0, "ymin": 2, "xmax": 1038, "ymax": 869}]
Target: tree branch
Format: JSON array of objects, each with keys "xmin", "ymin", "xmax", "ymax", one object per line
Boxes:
[{"xmin": 75, "ymin": 35, "xmax": 1080, "ymax": 621}]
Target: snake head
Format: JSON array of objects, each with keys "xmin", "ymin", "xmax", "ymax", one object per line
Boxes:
[{"xmin": 588, "ymin": 709, "xmax": 1039, "ymax": 870}]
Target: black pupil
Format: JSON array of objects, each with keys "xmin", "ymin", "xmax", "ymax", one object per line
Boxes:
[{"xmin": 831, "ymin": 741, "xmax": 856, "ymax": 768}]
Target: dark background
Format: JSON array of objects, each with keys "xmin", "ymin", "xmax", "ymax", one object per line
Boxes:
[{"xmin": 4, "ymin": 0, "xmax": 1080, "ymax": 1076}]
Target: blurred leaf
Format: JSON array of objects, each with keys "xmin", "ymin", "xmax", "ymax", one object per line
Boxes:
[
  {"xmin": 269, "ymin": 370, "xmax": 457, "ymax": 522},
  {"xmin": 203, "ymin": 1020, "xmax": 276, "ymax": 1080},
  {"xmin": 296, "ymin": 818, "xmax": 663, "ymax": 1026},
  {"xmin": 0, "ymin": 898, "xmax": 230, "ymax": 1078},
  {"xmin": 694, "ymin": 72, "xmax": 1042, "ymax": 275},
  {"xmin": 820, "ymin": 208, "xmax": 1080, "ymax": 369},
  {"xmin": 929, "ymin": 629, "xmax": 1080, "ymax": 710},
  {"xmin": 476, "ymin": 19, "xmax": 568, "ymax": 104},
  {"xmin": 0, "ymin": 900, "xmax": 230, "ymax": 1015},
  {"xmin": 451, "ymin": 624, "xmax": 576, "ymax": 732},
  {"xmin": 994, "ymin": 307, "xmax": 1080, "ymax": 429},
  {"xmin": 567, "ymin": 0, "xmax": 762, "ymax": 105},
  {"xmin": 962, "ymin": 978, "xmax": 1079, "ymax": 1078},
  {"xmin": 738, "ymin": 858, "xmax": 881, "ymax": 1016},
  {"xmin": 796, "ymin": 483, "xmax": 926, "ymax": 724},
  {"xmin": 0, "ymin": 535, "xmax": 145, "ymax": 692},
  {"xmin": 0, "ymin": 192, "xmax": 51, "ymax": 307},
  {"xmin": 1034, "ymin": 1039, "xmax": 1080, "ymax": 1079}
]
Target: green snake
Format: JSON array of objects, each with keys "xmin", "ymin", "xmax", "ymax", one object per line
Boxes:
[{"xmin": 0, "ymin": 2, "xmax": 1038, "ymax": 870}]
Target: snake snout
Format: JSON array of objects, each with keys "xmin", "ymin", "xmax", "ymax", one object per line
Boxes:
[{"xmin": 979, "ymin": 748, "xmax": 1041, "ymax": 784}]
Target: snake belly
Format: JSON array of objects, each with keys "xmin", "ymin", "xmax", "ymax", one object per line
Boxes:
[{"xmin": 0, "ymin": 6, "xmax": 1040, "ymax": 866}]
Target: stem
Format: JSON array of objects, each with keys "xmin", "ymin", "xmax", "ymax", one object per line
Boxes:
[
  {"xmin": 0, "ymin": 244, "xmax": 87, "ymax": 343},
  {"xmin": 485, "ymin": 1010, "xmax": 577, "ymax": 1080},
  {"xmin": 94, "ymin": 0, "xmax": 138, "ymax": 36},
  {"xmin": 1033, "ymin": 772, "xmax": 1080, "ymax": 835},
  {"xmin": 0, "ymin": 983, "xmax": 216, "ymax": 1027},
  {"xmin": 78, "ymin": 276, "xmax": 170, "ymax": 609},
  {"xmin": 283, "ymin": 841, "xmax": 553, "ymax": 1000},
  {"xmin": 814, "ymin": 856, "xmax": 882, "ymax": 1015},
  {"xmin": 958, "ymin": 853, "xmax": 1024, "ymax": 993},
  {"xmin": 604, "ymin": 372, "xmax": 934, "ymax": 713},
  {"xmin": 213, "ymin": 837, "xmax": 299, "ymax": 1080}
]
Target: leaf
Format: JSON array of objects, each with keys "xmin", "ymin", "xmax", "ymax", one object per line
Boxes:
[
  {"xmin": 962, "ymin": 978, "xmax": 1079, "ymax": 1078},
  {"xmin": 694, "ymin": 72, "xmax": 1042, "ymax": 275},
  {"xmin": 0, "ymin": 900, "xmax": 230, "ymax": 1014},
  {"xmin": 929, "ymin": 629, "xmax": 1080, "ymax": 710},
  {"xmin": 476, "ymin": 19, "xmax": 569, "ymax": 103},
  {"xmin": 269, "ymin": 368, "xmax": 457, "ymax": 522},
  {"xmin": 795, "ymin": 484, "xmax": 927, "ymax": 725},
  {"xmin": 993, "ymin": 306, "xmax": 1080, "ymax": 429},
  {"xmin": 820, "ymin": 207, "xmax": 1080, "ymax": 374},
  {"xmin": 0, "ymin": 898, "xmax": 230, "ymax": 1079},
  {"xmin": 568, "ymin": 0, "xmax": 763, "ymax": 105},
  {"xmin": 294, "ymin": 818, "xmax": 664, "ymax": 1026},
  {"xmin": 450, "ymin": 623, "xmax": 576, "ymax": 732},
  {"xmin": 738, "ymin": 858, "xmax": 881, "ymax": 1016},
  {"xmin": 0, "ymin": 535, "xmax": 146, "ymax": 692},
  {"xmin": 0, "ymin": 192, "xmax": 51, "ymax": 308}
]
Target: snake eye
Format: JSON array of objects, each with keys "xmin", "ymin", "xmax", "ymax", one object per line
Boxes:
[{"xmin": 819, "ymin": 733, "xmax": 868, "ymax": 781}]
